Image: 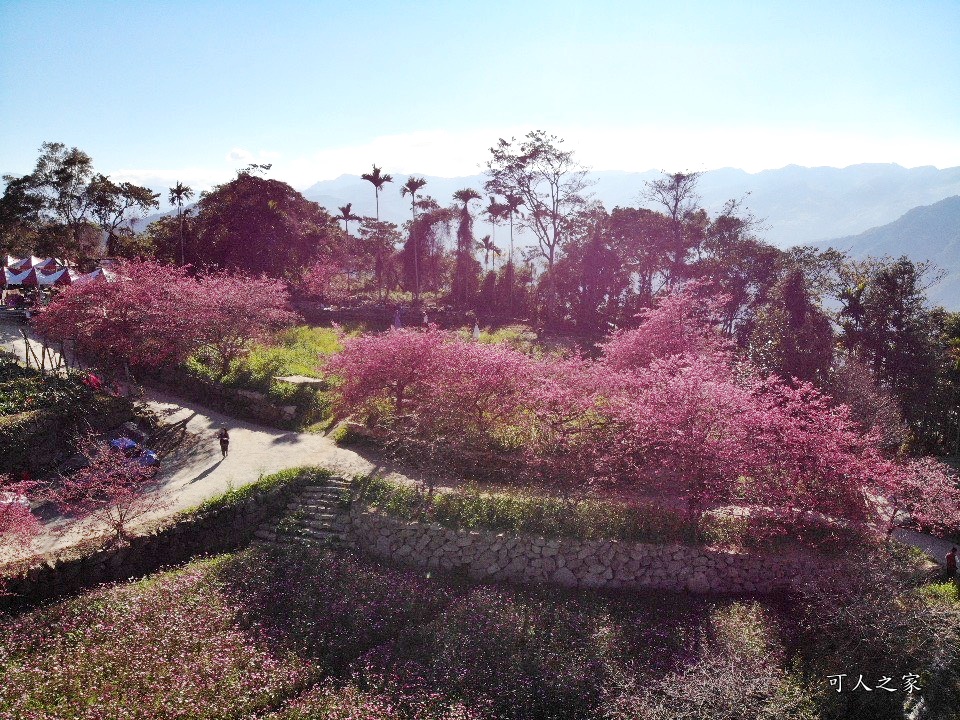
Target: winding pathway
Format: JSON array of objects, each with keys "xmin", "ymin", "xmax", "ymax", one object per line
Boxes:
[
  {"xmin": 0, "ymin": 321, "xmax": 412, "ymax": 563},
  {"xmin": 1, "ymin": 320, "xmax": 955, "ymax": 569}
]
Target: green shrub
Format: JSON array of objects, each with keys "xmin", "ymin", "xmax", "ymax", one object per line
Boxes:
[
  {"xmin": 188, "ymin": 325, "xmax": 344, "ymax": 390},
  {"xmin": 920, "ymin": 580, "xmax": 960, "ymax": 605},
  {"xmin": 351, "ymin": 475, "xmax": 695, "ymax": 544},
  {"xmin": 331, "ymin": 422, "xmax": 369, "ymax": 446},
  {"xmin": 185, "ymin": 466, "xmax": 331, "ymax": 516}
]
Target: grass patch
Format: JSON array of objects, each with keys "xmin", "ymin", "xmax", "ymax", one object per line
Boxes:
[
  {"xmin": 183, "ymin": 326, "xmax": 343, "ymax": 429},
  {"xmin": 187, "ymin": 325, "xmax": 344, "ymax": 391},
  {"xmin": 184, "ymin": 466, "xmax": 332, "ymax": 516},
  {"xmin": 919, "ymin": 580, "xmax": 960, "ymax": 605},
  {"xmin": 351, "ymin": 475, "xmax": 695, "ymax": 544}
]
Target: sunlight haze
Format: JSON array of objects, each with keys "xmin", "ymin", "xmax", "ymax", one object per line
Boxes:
[{"xmin": 1, "ymin": 0, "xmax": 958, "ymax": 194}]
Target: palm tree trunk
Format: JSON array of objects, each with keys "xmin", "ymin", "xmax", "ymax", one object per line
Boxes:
[
  {"xmin": 412, "ymin": 199, "xmax": 420, "ymax": 302},
  {"xmin": 178, "ymin": 204, "xmax": 185, "ymax": 265}
]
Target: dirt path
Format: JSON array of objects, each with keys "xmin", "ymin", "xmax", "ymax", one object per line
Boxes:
[
  {"xmin": 0, "ymin": 322, "xmax": 415, "ymax": 563},
  {"xmin": 892, "ymin": 528, "xmax": 957, "ymax": 567}
]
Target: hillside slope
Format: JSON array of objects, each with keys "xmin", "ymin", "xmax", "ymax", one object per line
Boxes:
[{"xmin": 820, "ymin": 196, "xmax": 960, "ymax": 310}]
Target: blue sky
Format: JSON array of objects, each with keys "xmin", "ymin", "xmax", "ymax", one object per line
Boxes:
[{"xmin": 1, "ymin": 0, "xmax": 958, "ymax": 195}]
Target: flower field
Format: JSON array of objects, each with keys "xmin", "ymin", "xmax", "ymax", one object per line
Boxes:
[{"xmin": 2, "ymin": 545, "xmax": 957, "ymax": 720}]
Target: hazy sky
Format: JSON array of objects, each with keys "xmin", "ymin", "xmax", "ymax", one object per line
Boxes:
[{"xmin": 1, "ymin": 0, "xmax": 958, "ymax": 196}]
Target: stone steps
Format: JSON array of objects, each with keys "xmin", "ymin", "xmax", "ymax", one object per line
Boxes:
[{"xmin": 251, "ymin": 477, "xmax": 352, "ymax": 550}]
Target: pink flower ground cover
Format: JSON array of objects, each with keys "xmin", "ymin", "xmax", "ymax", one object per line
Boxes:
[
  {"xmin": 0, "ymin": 548, "xmax": 702, "ymax": 720},
  {"xmin": 0, "ymin": 556, "xmax": 313, "ymax": 720},
  {"xmin": 1, "ymin": 545, "xmax": 955, "ymax": 719}
]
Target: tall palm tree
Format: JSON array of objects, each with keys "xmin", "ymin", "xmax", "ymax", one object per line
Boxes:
[
  {"xmin": 168, "ymin": 181, "xmax": 194, "ymax": 265},
  {"xmin": 504, "ymin": 193, "xmax": 524, "ymax": 264},
  {"xmin": 485, "ymin": 196, "xmax": 507, "ymax": 262},
  {"xmin": 502, "ymin": 193, "xmax": 524, "ymax": 315},
  {"xmin": 336, "ymin": 203, "xmax": 362, "ymax": 235},
  {"xmin": 453, "ymin": 187, "xmax": 481, "ymax": 210},
  {"xmin": 477, "ymin": 235, "xmax": 500, "ymax": 271},
  {"xmin": 361, "ymin": 165, "xmax": 393, "ymax": 221},
  {"xmin": 400, "ymin": 176, "xmax": 428, "ymax": 301},
  {"xmin": 451, "ymin": 188, "xmax": 482, "ymax": 307}
]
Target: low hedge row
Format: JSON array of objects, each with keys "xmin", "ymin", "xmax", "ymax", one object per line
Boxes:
[
  {"xmin": 349, "ymin": 474, "xmax": 697, "ymax": 545},
  {"xmin": 186, "ymin": 466, "xmax": 332, "ymax": 516}
]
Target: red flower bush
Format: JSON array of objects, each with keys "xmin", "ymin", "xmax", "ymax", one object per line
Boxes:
[
  {"xmin": 0, "ymin": 474, "xmax": 40, "ymax": 549},
  {"xmin": 329, "ymin": 287, "xmax": 960, "ymax": 541}
]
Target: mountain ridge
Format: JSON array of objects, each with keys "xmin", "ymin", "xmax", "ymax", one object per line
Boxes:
[
  {"xmin": 819, "ymin": 195, "xmax": 960, "ymax": 310},
  {"xmin": 299, "ymin": 163, "xmax": 960, "ymax": 248}
]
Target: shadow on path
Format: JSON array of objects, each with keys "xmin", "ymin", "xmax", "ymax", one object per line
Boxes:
[{"xmin": 187, "ymin": 459, "xmax": 224, "ymax": 485}]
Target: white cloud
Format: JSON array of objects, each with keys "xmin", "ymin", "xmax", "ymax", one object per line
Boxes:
[
  {"xmin": 108, "ymin": 127, "xmax": 960, "ymax": 201},
  {"xmin": 227, "ymin": 147, "xmax": 253, "ymax": 163}
]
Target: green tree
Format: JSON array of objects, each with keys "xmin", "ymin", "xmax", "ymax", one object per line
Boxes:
[
  {"xmin": 484, "ymin": 196, "xmax": 508, "ymax": 270},
  {"xmin": 400, "ymin": 176, "xmax": 428, "ymax": 301},
  {"xmin": 336, "ymin": 203, "xmax": 362, "ymax": 235},
  {"xmin": 838, "ymin": 257, "xmax": 948, "ymax": 450},
  {"xmin": 358, "ymin": 219, "xmax": 402, "ymax": 300},
  {"xmin": 168, "ymin": 181, "xmax": 194, "ymax": 265},
  {"xmin": 749, "ymin": 268, "xmax": 834, "ymax": 385},
  {"xmin": 87, "ymin": 175, "xmax": 159, "ymax": 256},
  {"xmin": 643, "ymin": 171, "xmax": 704, "ymax": 287},
  {"xmin": 553, "ymin": 205, "xmax": 628, "ymax": 331},
  {"xmin": 697, "ymin": 199, "xmax": 784, "ymax": 337},
  {"xmin": 477, "ymin": 235, "xmax": 500, "ymax": 272},
  {"xmin": 187, "ymin": 174, "xmax": 340, "ymax": 277},
  {"xmin": 451, "ymin": 188, "xmax": 482, "ymax": 308},
  {"xmin": 16, "ymin": 142, "xmax": 99, "ymax": 260},
  {"xmin": 503, "ymin": 192, "xmax": 524, "ymax": 264},
  {"xmin": 0, "ymin": 174, "xmax": 45, "ymax": 256},
  {"xmin": 360, "ymin": 165, "xmax": 393, "ymax": 221},
  {"xmin": 486, "ymin": 131, "xmax": 591, "ymax": 324}
]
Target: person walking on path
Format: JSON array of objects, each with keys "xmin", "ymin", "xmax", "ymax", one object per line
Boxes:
[
  {"xmin": 946, "ymin": 546, "xmax": 957, "ymax": 582},
  {"xmin": 217, "ymin": 426, "xmax": 230, "ymax": 458}
]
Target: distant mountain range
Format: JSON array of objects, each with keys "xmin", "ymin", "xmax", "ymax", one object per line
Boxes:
[
  {"xmin": 302, "ymin": 163, "xmax": 960, "ymax": 248},
  {"xmin": 820, "ymin": 196, "xmax": 960, "ymax": 311}
]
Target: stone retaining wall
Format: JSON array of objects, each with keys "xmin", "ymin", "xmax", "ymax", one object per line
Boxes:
[
  {"xmin": 144, "ymin": 369, "xmax": 298, "ymax": 426},
  {"xmin": 348, "ymin": 506, "xmax": 819, "ymax": 594},
  {"xmin": 0, "ymin": 477, "xmax": 311, "ymax": 612}
]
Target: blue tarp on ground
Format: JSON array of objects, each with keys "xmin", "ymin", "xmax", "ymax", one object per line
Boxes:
[{"xmin": 109, "ymin": 437, "xmax": 138, "ymax": 451}]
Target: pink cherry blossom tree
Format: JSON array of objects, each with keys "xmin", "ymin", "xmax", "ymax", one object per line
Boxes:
[
  {"xmin": 195, "ymin": 270, "xmax": 296, "ymax": 376},
  {"xmin": 879, "ymin": 457, "xmax": 960, "ymax": 537},
  {"xmin": 34, "ymin": 260, "xmax": 296, "ymax": 379},
  {"xmin": 33, "ymin": 260, "xmax": 206, "ymax": 374},
  {"xmin": 0, "ymin": 475, "xmax": 40, "ymax": 549},
  {"xmin": 327, "ymin": 288, "xmax": 960, "ymax": 543},
  {"xmin": 297, "ymin": 258, "xmax": 352, "ymax": 306},
  {"xmin": 602, "ymin": 286, "xmax": 731, "ymax": 371},
  {"xmin": 52, "ymin": 439, "xmax": 170, "ymax": 546},
  {"xmin": 327, "ymin": 328, "xmax": 449, "ymax": 420}
]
